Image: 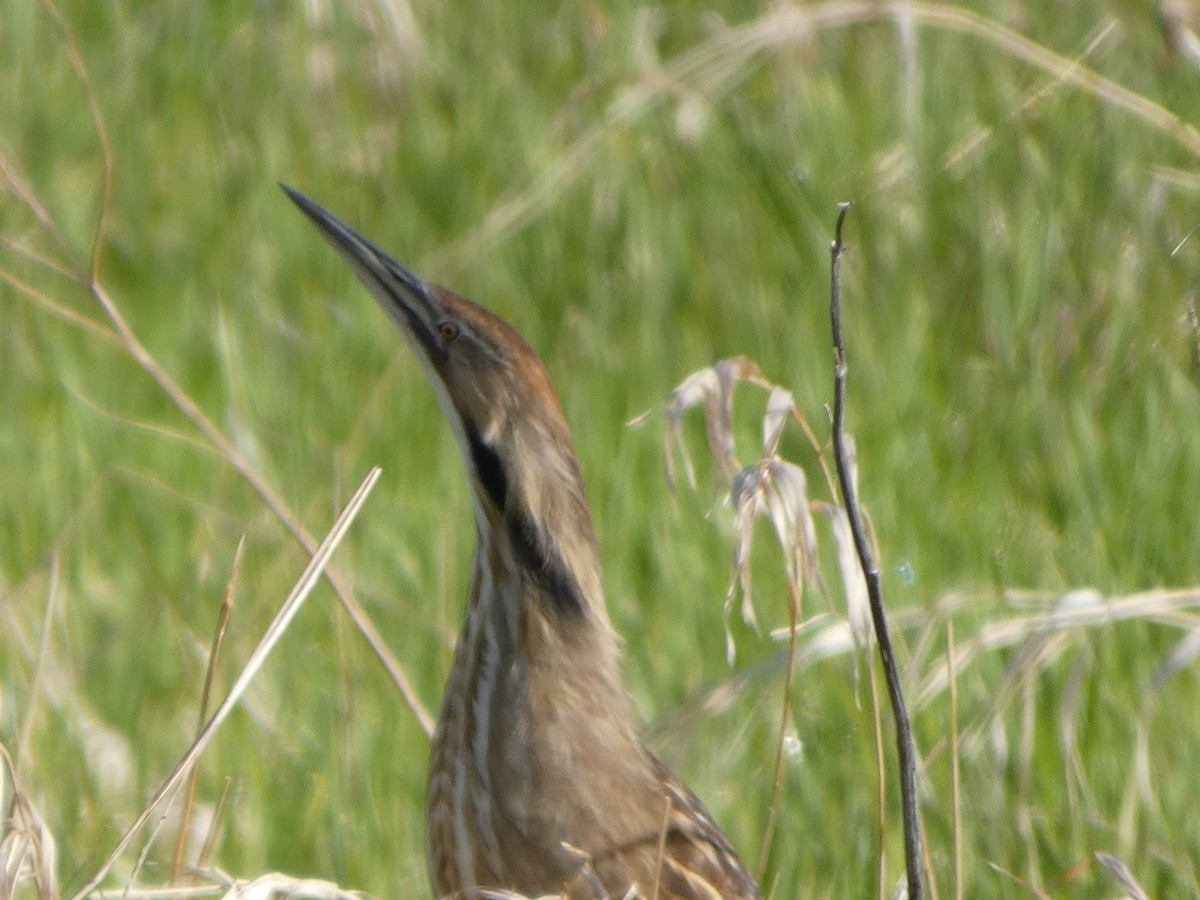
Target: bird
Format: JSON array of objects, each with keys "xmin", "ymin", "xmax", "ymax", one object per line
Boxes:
[{"xmin": 283, "ymin": 185, "xmax": 762, "ymax": 900}]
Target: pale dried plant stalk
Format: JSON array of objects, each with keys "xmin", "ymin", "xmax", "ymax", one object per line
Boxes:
[
  {"xmin": 823, "ymin": 499, "xmax": 872, "ymax": 650},
  {"xmin": 89, "ymin": 870, "xmax": 365, "ymax": 899},
  {"xmin": 0, "ymin": 744, "xmax": 59, "ymax": 900},
  {"xmin": 212, "ymin": 872, "xmax": 366, "ymax": 900},
  {"xmin": 69, "ymin": 468, "xmax": 381, "ymax": 900},
  {"xmin": 916, "ymin": 588, "xmax": 1200, "ymax": 711},
  {"xmin": 728, "ymin": 458, "xmax": 816, "ymax": 661},
  {"xmin": 1093, "ymin": 851, "xmax": 1149, "ymax": 900},
  {"xmin": 643, "ymin": 356, "xmax": 767, "ymax": 489}
]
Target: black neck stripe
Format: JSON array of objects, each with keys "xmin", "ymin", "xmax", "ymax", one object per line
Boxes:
[
  {"xmin": 465, "ymin": 421, "xmax": 508, "ymax": 511},
  {"xmin": 509, "ymin": 505, "xmax": 585, "ymax": 616}
]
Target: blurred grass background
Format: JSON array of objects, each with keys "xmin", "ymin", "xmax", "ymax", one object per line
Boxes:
[{"xmin": 2, "ymin": 0, "xmax": 1200, "ymax": 897}]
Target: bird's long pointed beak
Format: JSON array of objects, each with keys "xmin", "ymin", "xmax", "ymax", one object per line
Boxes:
[{"xmin": 281, "ymin": 184, "xmax": 442, "ymax": 354}]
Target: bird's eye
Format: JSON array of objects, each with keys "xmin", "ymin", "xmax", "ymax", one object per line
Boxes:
[{"xmin": 437, "ymin": 320, "xmax": 461, "ymax": 343}]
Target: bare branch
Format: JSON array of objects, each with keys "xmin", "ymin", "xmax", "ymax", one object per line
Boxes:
[{"xmin": 828, "ymin": 203, "xmax": 923, "ymax": 899}]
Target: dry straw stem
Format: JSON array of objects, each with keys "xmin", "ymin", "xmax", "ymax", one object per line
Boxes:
[
  {"xmin": 1093, "ymin": 851, "xmax": 1149, "ymax": 900},
  {"xmin": 661, "ymin": 586, "xmax": 1200, "ymax": 753},
  {"xmin": 170, "ymin": 540, "xmax": 244, "ymax": 882},
  {"xmin": 0, "ymin": 0, "xmax": 433, "ymax": 738},
  {"xmin": 446, "ymin": 1, "xmax": 1200, "ymax": 267},
  {"xmin": 1, "ymin": 744, "xmax": 59, "ymax": 900},
  {"xmin": 915, "ymin": 588, "xmax": 1200, "ymax": 709},
  {"xmin": 69, "ymin": 467, "xmax": 382, "ymax": 900},
  {"xmin": 88, "ymin": 869, "xmax": 365, "ymax": 899}
]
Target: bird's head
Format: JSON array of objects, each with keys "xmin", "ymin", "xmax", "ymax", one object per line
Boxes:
[{"xmin": 284, "ymin": 186, "xmax": 604, "ymax": 622}]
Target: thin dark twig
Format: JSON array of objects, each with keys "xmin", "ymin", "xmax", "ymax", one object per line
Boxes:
[{"xmin": 828, "ymin": 202, "xmax": 923, "ymax": 899}]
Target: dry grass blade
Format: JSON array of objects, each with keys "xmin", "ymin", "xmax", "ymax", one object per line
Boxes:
[
  {"xmin": 89, "ymin": 889, "xmax": 217, "ymax": 898},
  {"xmin": 943, "ymin": 20, "xmax": 1117, "ymax": 177},
  {"xmin": 0, "ymin": 268, "xmax": 120, "ymax": 348},
  {"xmin": 0, "ymin": 745, "xmax": 59, "ymax": 900},
  {"xmin": 0, "ymin": 148, "xmax": 79, "ymax": 270},
  {"xmin": 88, "ymin": 870, "xmax": 366, "ymax": 899},
  {"xmin": 1184, "ymin": 293, "xmax": 1200, "ymax": 384},
  {"xmin": 214, "ymin": 872, "xmax": 365, "ymax": 900},
  {"xmin": 727, "ymin": 458, "xmax": 816, "ymax": 660},
  {"xmin": 14, "ymin": 556, "xmax": 60, "ymax": 784},
  {"xmin": 654, "ymin": 357, "xmax": 766, "ymax": 489},
  {"xmin": 823, "ymin": 503, "xmax": 872, "ymax": 649},
  {"xmin": 916, "ymin": 588, "xmax": 1200, "ymax": 708},
  {"xmin": 1093, "ymin": 851, "xmax": 1149, "ymax": 900},
  {"xmin": 1160, "ymin": 0, "xmax": 1200, "ymax": 69},
  {"xmin": 171, "ymin": 539, "xmax": 243, "ymax": 881},
  {"xmin": 0, "ymin": 235, "xmax": 85, "ymax": 286},
  {"xmin": 68, "ymin": 468, "xmax": 382, "ymax": 900},
  {"xmin": 1153, "ymin": 623, "xmax": 1200, "ymax": 689},
  {"xmin": 946, "ymin": 624, "xmax": 963, "ymax": 900},
  {"xmin": 760, "ymin": 387, "xmax": 793, "ymax": 458}
]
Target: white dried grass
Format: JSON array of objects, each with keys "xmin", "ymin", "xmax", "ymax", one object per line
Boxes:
[
  {"xmin": 643, "ymin": 359, "xmax": 854, "ymax": 664},
  {"xmin": 824, "ymin": 502, "xmax": 872, "ymax": 649},
  {"xmin": 89, "ymin": 869, "xmax": 366, "ymax": 899},
  {"xmin": 1093, "ymin": 851, "xmax": 1149, "ymax": 900},
  {"xmin": 0, "ymin": 746, "xmax": 58, "ymax": 900},
  {"xmin": 210, "ymin": 871, "xmax": 366, "ymax": 900},
  {"xmin": 917, "ymin": 588, "xmax": 1200, "ymax": 709},
  {"xmin": 650, "ymin": 356, "xmax": 767, "ymax": 489}
]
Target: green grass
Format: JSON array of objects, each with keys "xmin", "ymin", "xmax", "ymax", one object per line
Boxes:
[{"xmin": 3, "ymin": 1, "xmax": 1200, "ymax": 897}]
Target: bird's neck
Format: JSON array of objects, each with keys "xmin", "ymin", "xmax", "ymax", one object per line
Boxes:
[
  {"xmin": 454, "ymin": 417, "xmax": 635, "ymax": 719},
  {"xmin": 468, "ymin": 490, "xmax": 619, "ymax": 669}
]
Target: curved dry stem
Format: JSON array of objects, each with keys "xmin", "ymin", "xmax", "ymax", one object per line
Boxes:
[
  {"xmin": 25, "ymin": 1, "xmax": 434, "ymax": 739},
  {"xmin": 445, "ymin": 1, "xmax": 1200, "ymax": 266},
  {"xmin": 0, "ymin": 267, "xmax": 121, "ymax": 348},
  {"xmin": 69, "ymin": 467, "xmax": 382, "ymax": 900}
]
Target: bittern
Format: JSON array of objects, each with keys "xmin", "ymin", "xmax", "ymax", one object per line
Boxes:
[{"xmin": 284, "ymin": 186, "xmax": 762, "ymax": 900}]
